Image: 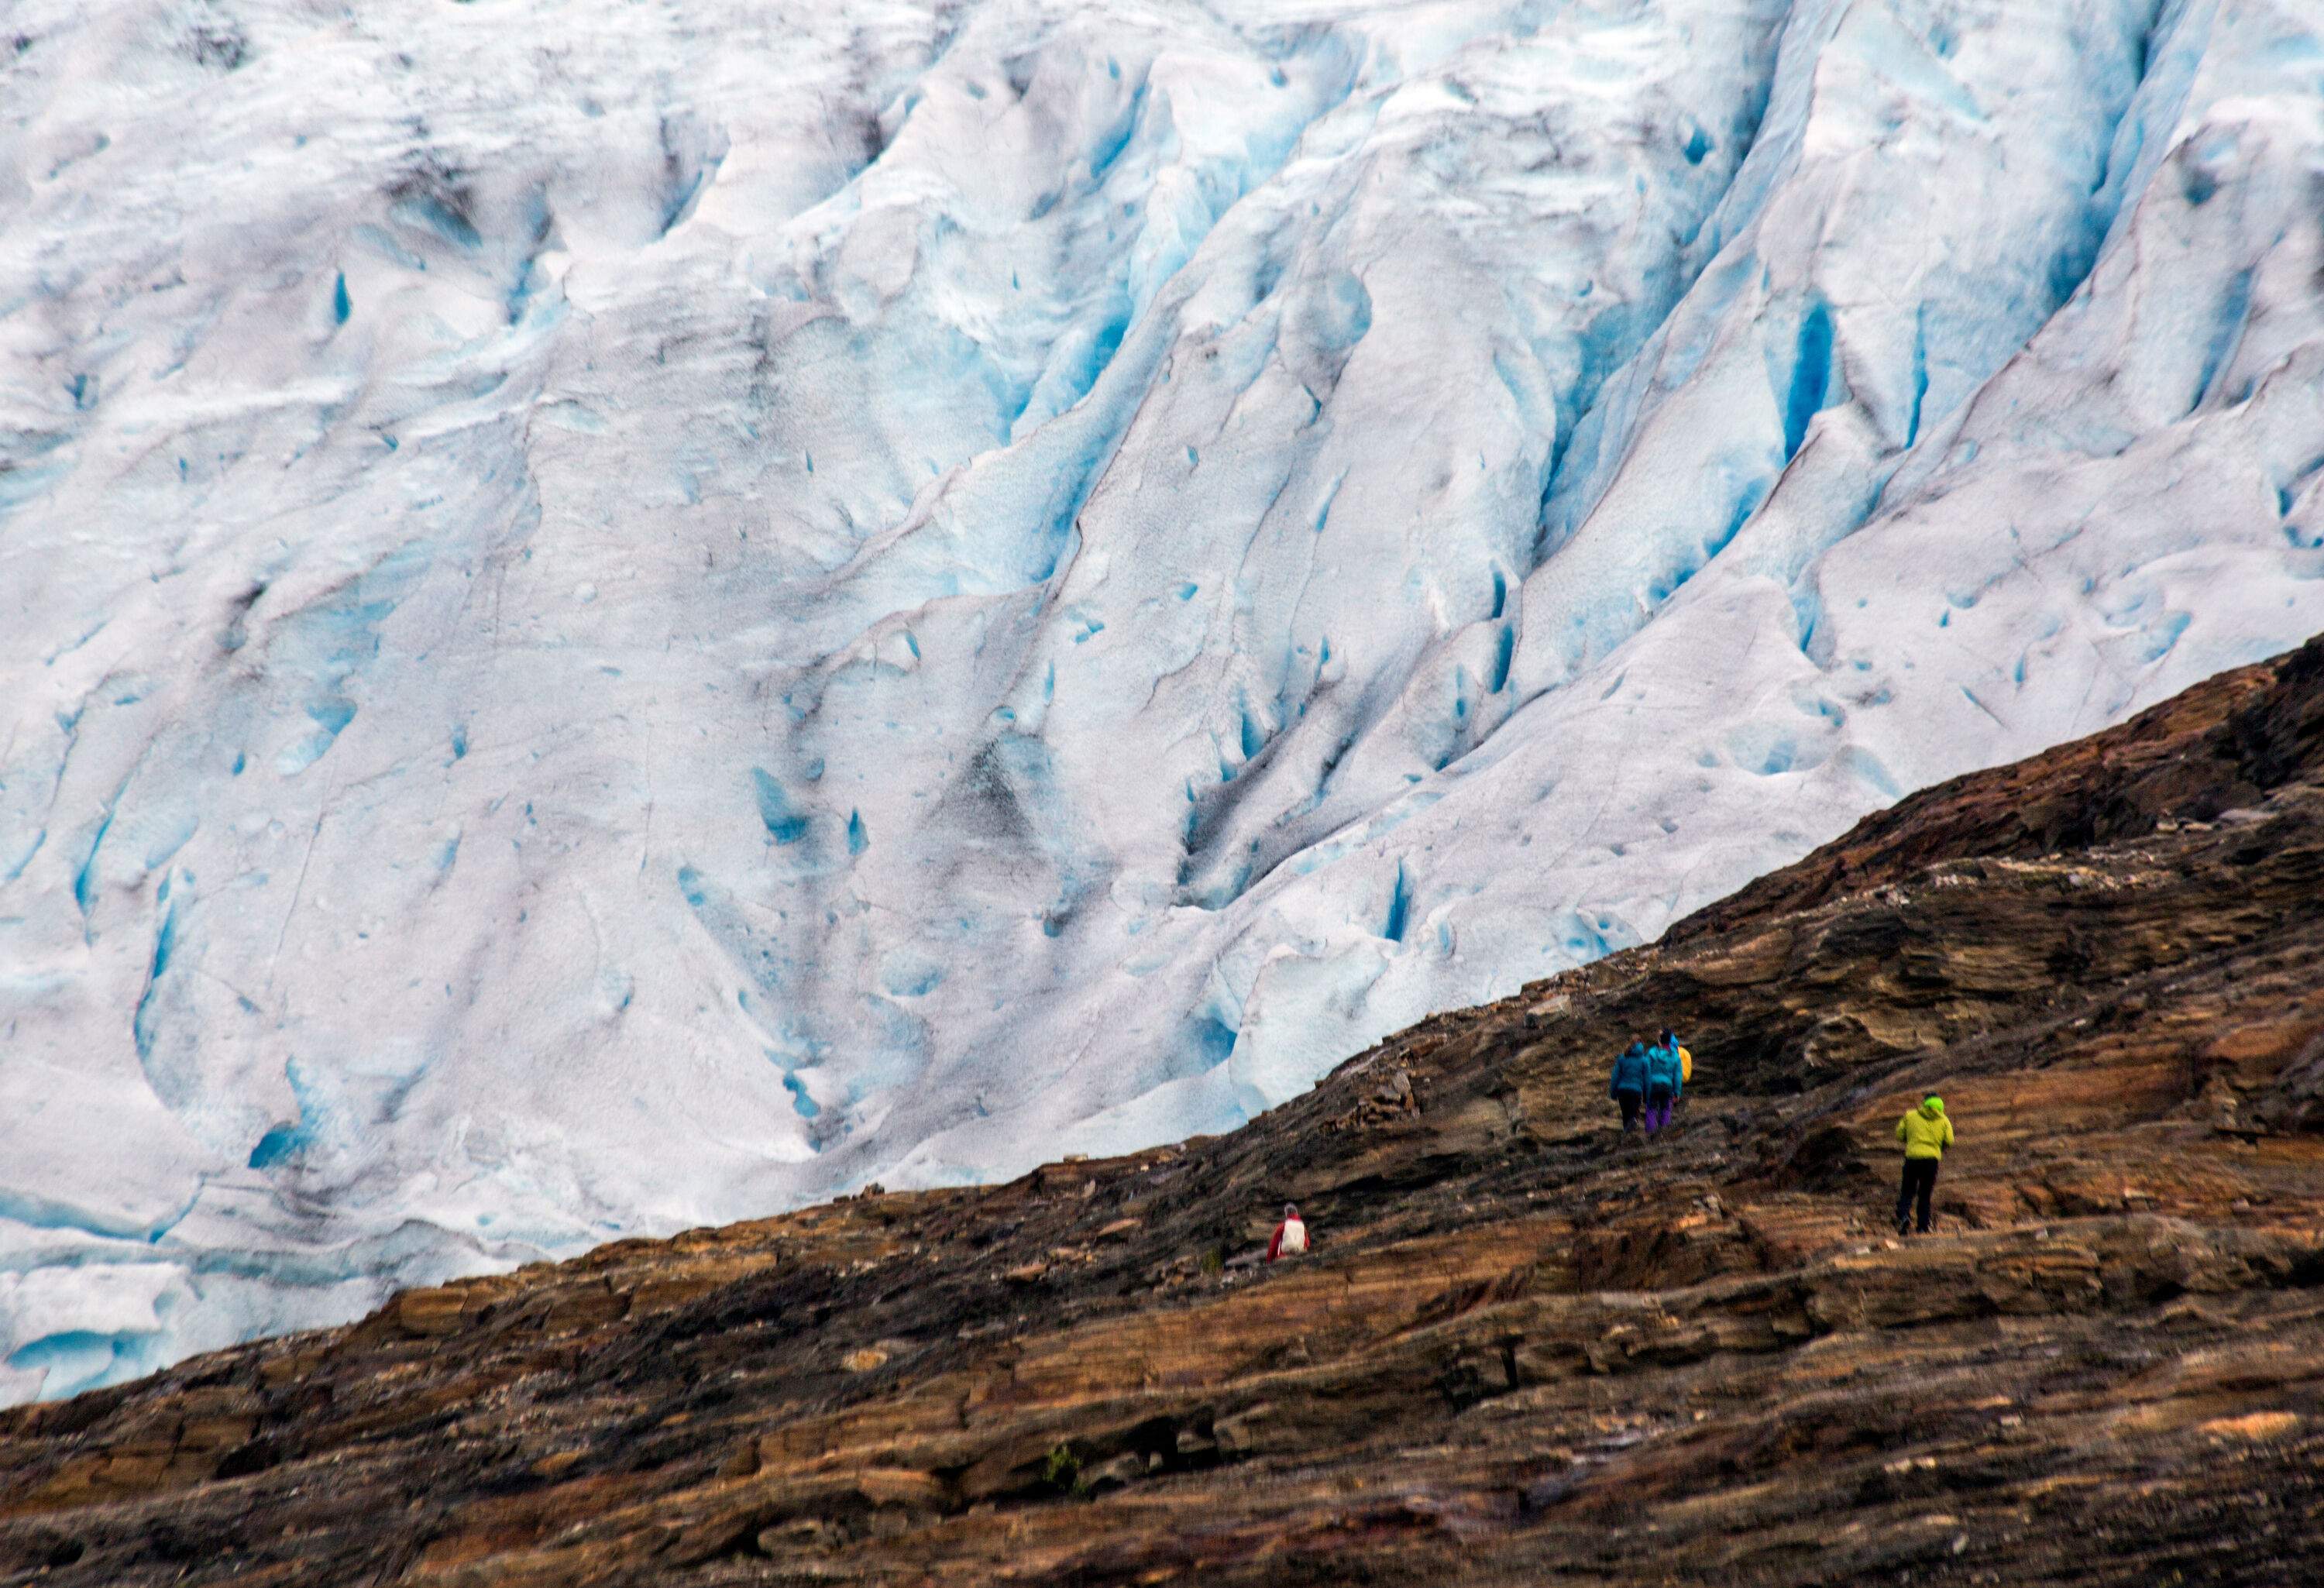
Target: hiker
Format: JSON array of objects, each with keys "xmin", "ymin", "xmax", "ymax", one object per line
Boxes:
[
  {"xmin": 1643, "ymin": 1035, "xmax": 1684, "ymax": 1137},
  {"xmin": 1657, "ymin": 1027, "xmax": 1693, "ymax": 1113},
  {"xmin": 1266, "ymin": 1202, "xmax": 1308, "ymax": 1262},
  {"xmin": 1609, "ymin": 1040, "xmax": 1650, "ymax": 1134},
  {"xmin": 1894, "ymin": 1094, "xmax": 1954, "ymax": 1235}
]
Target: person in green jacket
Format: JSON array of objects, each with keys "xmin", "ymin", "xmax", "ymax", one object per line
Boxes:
[{"xmin": 1894, "ymin": 1095, "xmax": 1954, "ymax": 1235}]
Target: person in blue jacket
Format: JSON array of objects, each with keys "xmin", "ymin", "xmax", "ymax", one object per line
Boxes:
[
  {"xmin": 1642, "ymin": 1036, "xmax": 1685, "ymax": 1137},
  {"xmin": 1609, "ymin": 1040, "xmax": 1650, "ymax": 1134}
]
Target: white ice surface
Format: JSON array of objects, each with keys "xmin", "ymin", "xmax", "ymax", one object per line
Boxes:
[{"xmin": 4, "ymin": 0, "xmax": 2323, "ymax": 1401}]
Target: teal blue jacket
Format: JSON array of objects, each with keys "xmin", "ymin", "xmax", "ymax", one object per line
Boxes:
[
  {"xmin": 1645, "ymin": 1042, "xmax": 1685, "ymax": 1097},
  {"xmin": 1609, "ymin": 1044, "xmax": 1648, "ymax": 1098}
]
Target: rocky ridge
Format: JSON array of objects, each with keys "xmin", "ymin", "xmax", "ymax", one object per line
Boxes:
[{"xmin": 5, "ymin": 638, "xmax": 2324, "ymax": 1585}]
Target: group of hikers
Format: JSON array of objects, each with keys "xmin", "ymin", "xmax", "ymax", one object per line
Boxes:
[
  {"xmin": 1607, "ymin": 1028, "xmax": 1690, "ymax": 1137},
  {"xmin": 1608, "ymin": 1030, "xmax": 1958, "ymax": 1236},
  {"xmin": 1266, "ymin": 1032, "xmax": 1961, "ymax": 1267}
]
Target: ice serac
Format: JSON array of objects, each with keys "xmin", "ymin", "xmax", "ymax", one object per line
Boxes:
[{"xmin": 1, "ymin": 0, "xmax": 2321, "ymax": 1399}]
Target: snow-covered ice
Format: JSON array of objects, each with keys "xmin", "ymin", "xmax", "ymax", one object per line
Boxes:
[{"xmin": 4, "ymin": 0, "xmax": 2322, "ymax": 1401}]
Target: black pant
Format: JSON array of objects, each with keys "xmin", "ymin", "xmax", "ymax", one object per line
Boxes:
[
  {"xmin": 1897, "ymin": 1157, "xmax": 1939, "ymax": 1232},
  {"xmin": 1618, "ymin": 1092, "xmax": 1642, "ymax": 1131}
]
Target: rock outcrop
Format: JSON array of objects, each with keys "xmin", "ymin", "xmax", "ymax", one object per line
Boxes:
[{"xmin": 7, "ymin": 638, "xmax": 2324, "ymax": 1586}]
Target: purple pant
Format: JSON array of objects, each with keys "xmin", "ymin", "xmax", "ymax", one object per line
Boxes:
[{"xmin": 1644, "ymin": 1088, "xmax": 1675, "ymax": 1136}]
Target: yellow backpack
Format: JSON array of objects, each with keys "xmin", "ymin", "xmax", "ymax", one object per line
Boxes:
[{"xmin": 1679, "ymin": 1046, "xmax": 1693, "ymax": 1083}]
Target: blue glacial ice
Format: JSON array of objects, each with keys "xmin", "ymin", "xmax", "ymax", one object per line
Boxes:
[{"xmin": 4, "ymin": 0, "xmax": 2324, "ymax": 1401}]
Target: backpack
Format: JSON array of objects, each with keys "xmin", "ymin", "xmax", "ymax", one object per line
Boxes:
[{"xmin": 1645, "ymin": 1043, "xmax": 1683, "ymax": 1092}]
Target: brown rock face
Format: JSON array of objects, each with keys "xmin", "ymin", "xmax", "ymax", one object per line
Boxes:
[{"xmin": 7, "ymin": 638, "xmax": 2324, "ymax": 1586}]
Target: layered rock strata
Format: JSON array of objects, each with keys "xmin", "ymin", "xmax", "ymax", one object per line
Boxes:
[{"xmin": 6, "ymin": 638, "xmax": 2324, "ymax": 1585}]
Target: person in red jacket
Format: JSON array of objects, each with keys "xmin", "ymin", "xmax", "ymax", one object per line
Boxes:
[{"xmin": 1266, "ymin": 1202, "xmax": 1308, "ymax": 1262}]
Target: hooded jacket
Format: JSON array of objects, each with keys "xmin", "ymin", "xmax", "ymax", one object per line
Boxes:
[
  {"xmin": 1644, "ymin": 1041, "xmax": 1685, "ymax": 1098},
  {"xmin": 1896, "ymin": 1098, "xmax": 1954, "ymax": 1160},
  {"xmin": 1609, "ymin": 1043, "xmax": 1649, "ymax": 1098},
  {"xmin": 1659, "ymin": 1036, "xmax": 1693, "ymax": 1084},
  {"xmin": 1267, "ymin": 1211, "xmax": 1308, "ymax": 1262}
]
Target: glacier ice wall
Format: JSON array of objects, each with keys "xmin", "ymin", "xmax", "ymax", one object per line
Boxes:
[{"xmin": 4, "ymin": 0, "xmax": 2323, "ymax": 1400}]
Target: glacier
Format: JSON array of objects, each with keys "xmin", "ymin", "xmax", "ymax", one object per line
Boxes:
[{"xmin": 3, "ymin": 0, "xmax": 2323, "ymax": 1402}]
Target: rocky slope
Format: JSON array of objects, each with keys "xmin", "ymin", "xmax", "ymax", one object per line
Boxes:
[{"xmin": 5, "ymin": 637, "xmax": 2323, "ymax": 1585}]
